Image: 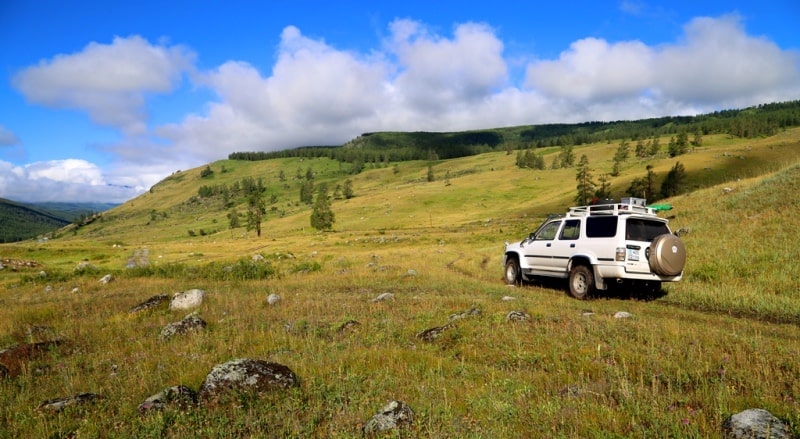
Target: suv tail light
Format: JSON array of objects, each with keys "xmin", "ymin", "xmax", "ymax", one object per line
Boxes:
[{"xmin": 615, "ymin": 247, "xmax": 626, "ymax": 261}]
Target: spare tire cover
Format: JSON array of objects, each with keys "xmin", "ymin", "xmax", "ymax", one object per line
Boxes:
[{"xmin": 649, "ymin": 234, "xmax": 686, "ymax": 276}]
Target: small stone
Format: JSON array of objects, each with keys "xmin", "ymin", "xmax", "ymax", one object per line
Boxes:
[
  {"xmin": 448, "ymin": 307, "xmax": 481, "ymax": 321},
  {"xmin": 506, "ymin": 310, "xmax": 530, "ymax": 322},
  {"xmin": 371, "ymin": 292, "xmax": 394, "ymax": 302},
  {"xmin": 161, "ymin": 313, "xmax": 207, "ymax": 340},
  {"xmin": 267, "ymin": 294, "xmax": 281, "ymax": 305},
  {"xmin": 138, "ymin": 385, "xmax": 198, "ymax": 413},
  {"xmin": 36, "ymin": 393, "xmax": 103, "ymax": 412},
  {"xmin": 362, "ymin": 400, "xmax": 415, "ymax": 434},
  {"xmin": 337, "ymin": 320, "xmax": 360, "ymax": 333},
  {"xmin": 99, "ymin": 274, "xmax": 114, "ymax": 284},
  {"xmin": 416, "ymin": 323, "xmax": 454, "ymax": 342},
  {"xmin": 501, "ymin": 296, "xmax": 516, "ymax": 301},
  {"xmin": 614, "ymin": 311, "xmax": 632, "ymax": 319}
]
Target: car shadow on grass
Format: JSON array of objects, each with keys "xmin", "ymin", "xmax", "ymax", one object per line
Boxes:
[{"xmin": 521, "ymin": 277, "xmax": 667, "ymax": 302}]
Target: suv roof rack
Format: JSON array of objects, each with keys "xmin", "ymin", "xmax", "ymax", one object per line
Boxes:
[{"xmin": 566, "ymin": 202, "xmax": 656, "ymax": 217}]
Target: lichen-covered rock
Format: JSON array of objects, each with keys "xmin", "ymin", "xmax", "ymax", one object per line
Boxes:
[
  {"xmin": 161, "ymin": 313, "xmax": 207, "ymax": 340},
  {"xmin": 449, "ymin": 307, "xmax": 481, "ymax": 321},
  {"xmin": 99, "ymin": 274, "xmax": 114, "ymax": 284},
  {"xmin": 128, "ymin": 294, "xmax": 170, "ymax": 313},
  {"xmin": 138, "ymin": 385, "xmax": 198, "ymax": 413},
  {"xmin": 362, "ymin": 400, "xmax": 415, "ymax": 434},
  {"xmin": 416, "ymin": 323, "xmax": 454, "ymax": 342},
  {"xmin": 170, "ymin": 289, "xmax": 205, "ymax": 310},
  {"xmin": 266, "ymin": 293, "xmax": 281, "ymax": 305},
  {"xmin": 506, "ymin": 310, "xmax": 530, "ymax": 322},
  {"xmin": 722, "ymin": 408, "xmax": 790, "ymax": 439},
  {"xmin": 36, "ymin": 392, "xmax": 103, "ymax": 412},
  {"xmin": 198, "ymin": 359, "xmax": 299, "ymax": 403},
  {"xmin": 337, "ymin": 320, "xmax": 360, "ymax": 333}
]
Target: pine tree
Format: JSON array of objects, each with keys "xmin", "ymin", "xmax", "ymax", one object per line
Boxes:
[
  {"xmin": 660, "ymin": 161, "xmax": 687, "ymax": 199},
  {"xmin": 310, "ymin": 184, "xmax": 334, "ymax": 231},
  {"xmin": 596, "ymin": 173, "xmax": 612, "ymax": 200},
  {"xmin": 574, "ymin": 154, "xmax": 596, "ymax": 205}
]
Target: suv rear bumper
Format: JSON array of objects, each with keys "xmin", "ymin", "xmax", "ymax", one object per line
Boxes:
[{"xmin": 595, "ymin": 264, "xmax": 682, "ymax": 282}]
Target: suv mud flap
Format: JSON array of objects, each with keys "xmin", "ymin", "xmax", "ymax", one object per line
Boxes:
[{"xmin": 593, "ymin": 266, "xmax": 608, "ymax": 290}]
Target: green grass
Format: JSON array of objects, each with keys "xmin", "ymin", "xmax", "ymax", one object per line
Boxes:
[{"xmin": 2, "ymin": 128, "xmax": 800, "ymax": 437}]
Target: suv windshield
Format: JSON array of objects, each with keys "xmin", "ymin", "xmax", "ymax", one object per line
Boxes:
[{"xmin": 625, "ymin": 218, "xmax": 670, "ymax": 241}]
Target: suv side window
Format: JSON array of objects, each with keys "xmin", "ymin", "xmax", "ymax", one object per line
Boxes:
[
  {"xmin": 559, "ymin": 219, "xmax": 580, "ymax": 240},
  {"xmin": 586, "ymin": 216, "xmax": 618, "ymax": 238},
  {"xmin": 535, "ymin": 221, "xmax": 561, "ymax": 241}
]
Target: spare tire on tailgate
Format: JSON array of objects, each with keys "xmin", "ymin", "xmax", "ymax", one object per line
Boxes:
[{"xmin": 648, "ymin": 234, "xmax": 686, "ymax": 276}]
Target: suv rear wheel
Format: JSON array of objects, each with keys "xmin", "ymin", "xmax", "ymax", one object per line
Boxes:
[{"xmin": 568, "ymin": 264, "xmax": 594, "ymax": 300}]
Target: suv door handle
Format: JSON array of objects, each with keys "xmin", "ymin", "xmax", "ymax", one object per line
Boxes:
[
  {"xmin": 546, "ymin": 243, "xmax": 551, "ymax": 247},
  {"xmin": 570, "ymin": 243, "xmax": 576, "ymax": 248}
]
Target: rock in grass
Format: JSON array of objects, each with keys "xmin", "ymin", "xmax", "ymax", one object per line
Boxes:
[
  {"xmin": 36, "ymin": 392, "xmax": 103, "ymax": 412},
  {"xmin": 266, "ymin": 293, "xmax": 281, "ymax": 305},
  {"xmin": 416, "ymin": 323, "xmax": 454, "ymax": 342},
  {"xmin": 337, "ymin": 320, "xmax": 360, "ymax": 333},
  {"xmin": 506, "ymin": 310, "xmax": 530, "ymax": 322},
  {"xmin": 722, "ymin": 408, "xmax": 790, "ymax": 439},
  {"xmin": 161, "ymin": 313, "xmax": 207, "ymax": 340},
  {"xmin": 98, "ymin": 274, "xmax": 114, "ymax": 284},
  {"xmin": 448, "ymin": 307, "xmax": 481, "ymax": 321},
  {"xmin": 198, "ymin": 359, "xmax": 299, "ymax": 403},
  {"xmin": 128, "ymin": 294, "xmax": 170, "ymax": 313},
  {"xmin": 170, "ymin": 289, "xmax": 205, "ymax": 310},
  {"xmin": 138, "ymin": 385, "xmax": 198, "ymax": 413},
  {"xmin": 362, "ymin": 400, "xmax": 415, "ymax": 434},
  {"xmin": 371, "ymin": 292, "xmax": 394, "ymax": 302}
]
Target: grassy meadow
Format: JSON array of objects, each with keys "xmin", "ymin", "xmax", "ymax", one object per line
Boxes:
[{"xmin": 1, "ymin": 128, "xmax": 800, "ymax": 437}]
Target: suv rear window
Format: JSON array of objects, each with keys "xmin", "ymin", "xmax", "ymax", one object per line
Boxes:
[
  {"xmin": 625, "ymin": 218, "xmax": 670, "ymax": 241},
  {"xmin": 586, "ymin": 216, "xmax": 618, "ymax": 238}
]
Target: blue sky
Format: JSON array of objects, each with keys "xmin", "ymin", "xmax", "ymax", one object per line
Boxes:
[{"xmin": 1, "ymin": 0, "xmax": 798, "ymax": 203}]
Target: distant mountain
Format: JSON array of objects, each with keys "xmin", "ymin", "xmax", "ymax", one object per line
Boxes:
[
  {"xmin": 0, "ymin": 199, "xmax": 117, "ymax": 243},
  {"xmin": 33, "ymin": 202, "xmax": 119, "ymax": 221}
]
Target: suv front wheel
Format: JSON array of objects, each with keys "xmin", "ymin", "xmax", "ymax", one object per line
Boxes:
[
  {"xmin": 568, "ymin": 264, "xmax": 594, "ymax": 300},
  {"xmin": 504, "ymin": 257, "xmax": 521, "ymax": 285}
]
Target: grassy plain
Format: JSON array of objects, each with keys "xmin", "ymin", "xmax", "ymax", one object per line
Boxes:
[{"xmin": 1, "ymin": 129, "xmax": 800, "ymax": 437}]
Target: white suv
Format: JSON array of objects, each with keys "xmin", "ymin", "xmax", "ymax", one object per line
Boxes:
[{"xmin": 503, "ymin": 200, "xmax": 686, "ymax": 299}]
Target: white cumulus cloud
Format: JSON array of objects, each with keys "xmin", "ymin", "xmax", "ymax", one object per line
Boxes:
[
  {"xmin": 525, "ymin": 14, "xmax": 800, "ymax": 112},
  {"xmin": 12, "ymin": 36, "xmax": 195, "ymax": 135},
  {"xmin": 0, "ymin": 159, "xmax": 140, "ymax": 203}
]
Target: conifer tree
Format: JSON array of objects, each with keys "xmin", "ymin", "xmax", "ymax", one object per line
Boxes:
[{"xmin": 310, "ymin": 184, "xmax": 334, "ymax": 231}]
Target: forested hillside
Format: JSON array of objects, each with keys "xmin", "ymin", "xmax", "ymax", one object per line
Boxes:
[
  {"xmin": 0, "ymin": 199, "xmax": 69, "ymax": 243},
  {"xmin": 229, "ymin": 100, "xmax": 800, "ymax": 166}
]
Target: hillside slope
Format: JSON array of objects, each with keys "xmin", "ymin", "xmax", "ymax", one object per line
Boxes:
[{"xmin": 0, "ymin": 198, "xmax": 70, "ymax": 243}]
